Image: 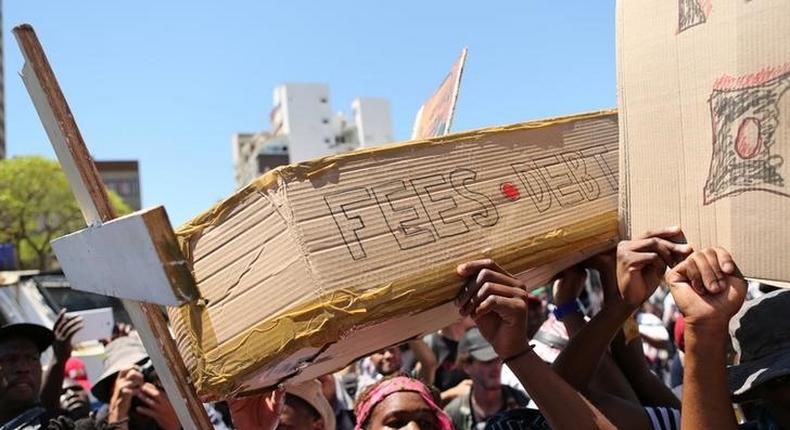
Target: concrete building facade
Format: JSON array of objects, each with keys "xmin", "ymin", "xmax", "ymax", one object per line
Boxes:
[
  {"xmin": 233, "ymin": 83, "xmax": 392, "ymax": 188},
  {"xmin": 95, "ymin": 160, "xmax": 142, "ymax": 211}
]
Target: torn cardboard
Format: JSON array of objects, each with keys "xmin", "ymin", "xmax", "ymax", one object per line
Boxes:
[
  {"xmin": 617, "ymin": 0, "xmax": 790, "ymax": 283},
  {"xmin": 171, "ymin": 110, "xmax": 620, "ymax": 399}
]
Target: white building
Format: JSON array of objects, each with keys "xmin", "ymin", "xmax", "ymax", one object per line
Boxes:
[{"xmin": 233, "ymin": 83, "xmax": 393, "ymax": 188}]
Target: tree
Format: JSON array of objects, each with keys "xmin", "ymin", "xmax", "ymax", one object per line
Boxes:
[{"xmin": 0, "ymin": 156, "xmax": 132, "ymax": 270}]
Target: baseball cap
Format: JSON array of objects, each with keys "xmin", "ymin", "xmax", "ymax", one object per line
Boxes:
[
  {"xmin": 728, "ymin": 289, "xmax": 790, "ymax": 400},
  {"xmin": 459, "ymin": 327, "xmax": 498, "ymax": 362},
  {"xmin": 286, "ymin": 380, "xmax": 336, "ymax": 430},
  {"xmin": 65, "ymin": 357, "xmax": 92, "ymax": 391}
]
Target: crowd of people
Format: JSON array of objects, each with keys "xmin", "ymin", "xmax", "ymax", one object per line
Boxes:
[{"xmin": 1, "ymin": 227, "xmax": 788, "ymax": 429}]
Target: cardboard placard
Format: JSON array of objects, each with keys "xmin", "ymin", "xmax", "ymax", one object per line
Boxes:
[
  {"xmin": 66, "ymin": 307, "xmax": 114, "ymax": 344},
  {"xmin": 618, "ymin": 0, "xmax": 790, "ymax": 283},
  {"xmin": 411, "ymin": 48, "xmax": 467, "ymax": 140}
]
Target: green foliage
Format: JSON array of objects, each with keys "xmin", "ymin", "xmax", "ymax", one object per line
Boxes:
[{"xmin": 0, "ymin": 155, "xmax": 132, "ymax": 270}]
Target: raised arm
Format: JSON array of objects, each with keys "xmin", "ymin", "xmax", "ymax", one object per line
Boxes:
[
  {"xmin": 40, "ymin": 310, "xmax": 83, "ymax": 412},
  {"xmin": 456, "ymin": 259, "xmax": 616, "ymax": 430},
  {"xmin": 552, "ymin": 264, "xmax": 639, "ymax": 403},
  {"xmin": 666, "ymin": 247, "xmax": 746, "ymax": 430},
  {"xmin": 552, "ymin": 227, "xmax": 690, "ymax": 393},
  {"xmin": 408, "ymin": 338, "xmax": 438, "ymax": 385},
  {"xmin": 610, "ymin": 325, "xmax": 680, "ymax": 409}
]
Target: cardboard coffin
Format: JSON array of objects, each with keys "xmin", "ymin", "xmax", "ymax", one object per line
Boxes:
[
  {"xmin": 170, "ymin": 110, "xmax": 620, "ymax": 399},
  {"xmin": 617, "ymin": 0, "xmax": 790, "ymax": 283}
]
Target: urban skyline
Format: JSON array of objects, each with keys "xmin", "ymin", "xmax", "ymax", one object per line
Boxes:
[{"xmin": 3, "ymin": 2, "xmax": 615, "ymax": 225}]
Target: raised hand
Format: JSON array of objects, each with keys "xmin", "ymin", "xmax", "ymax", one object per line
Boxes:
[
  {"xmin": 666, "ymin": 247, "xmax": 746, "ymax": 329},
  {"xmin": 455, "ymin": 259, "xmax": 531, "ymax": 360},
  {"xmin": 52, "ymin": 309, "xmax": 84, "ymax": 361},
  {"xmin": 552, "ymin": 265, "xmax": 587, "ymax": 307},
  {"xmin": 135, "ymin": 383, "xmax": 181, "ymax": 430},
  {"xmin": 616, "ymin": 227, "xmax": 692, "ymax": 310},
  {"xmin": 108, "ymin": 367, "xmax": 144, "ymax": 424},
  {"xmin": 584, "ymin": 250, "xmax": 620, "ymax": 306}
]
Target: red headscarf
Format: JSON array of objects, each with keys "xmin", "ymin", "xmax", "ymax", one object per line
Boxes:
[{"xmin": 354, "ymin": 376, "xmax": 453, "ymax": 430}]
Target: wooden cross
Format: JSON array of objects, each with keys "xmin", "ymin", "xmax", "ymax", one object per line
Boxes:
[{"xmin": 13, "ymin": 24, "xmax": 213, "ymax": 429}]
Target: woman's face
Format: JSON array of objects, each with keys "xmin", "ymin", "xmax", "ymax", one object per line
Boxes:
[{"xmin": 366, "ymin": 391, "xmax": 439, "ymax": 430}]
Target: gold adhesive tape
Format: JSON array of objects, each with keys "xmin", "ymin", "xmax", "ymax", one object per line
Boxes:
[
  {"xmin": 173, "ymin": 109, "xmax": 618, "ymax": 263},
  {"xmin": 177, "ymin": 210, "xmax": 619, "ymax": 397}
]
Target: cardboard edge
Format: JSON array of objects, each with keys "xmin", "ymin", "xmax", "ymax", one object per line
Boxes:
[
  {"xmin": 615, "ymin": 0, "xmax": 632, "ymax": 240},
  {"xmin": 141, "ymin": 206, "xmax": 201, "ymax": 302}
]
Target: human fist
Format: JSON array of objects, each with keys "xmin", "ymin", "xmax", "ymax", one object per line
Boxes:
[
  {"xmin": 666, "ymin": 247, "xmax": 746, "ymax": 330},
  {"xmin": 456, "ymin": 259, "xmax": 531, "ymax": 359},
  {"xmin": 616, "ymin": 227, "xmax": 692, "ymax": 311}
]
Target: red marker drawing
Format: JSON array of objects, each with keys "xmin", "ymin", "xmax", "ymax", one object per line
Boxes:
[{"xmin": 500, "ymin": 182, "xmax": 520, "ymax": 201}]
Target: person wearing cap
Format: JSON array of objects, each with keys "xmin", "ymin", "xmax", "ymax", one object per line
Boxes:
[
  {"xmin": 64, "ymin": 357, "xmax": 92, "ymax": 394},
  {"xmin": 40, "ymin": 310, "xmax": 85, "ymax": 417},
  {"xmin": 0, "ymin": 322, "xmax": 55, "ymax": 429},
  {"xmin": 283, "ymin": 380, "xmax": 336, "ymax": 430},
  {"xmin": 90, "ymin": 335, "xmax": 180, "ymax": 430},
  {"xmin": 727, "ymin": 289, "xmax": 790, "ymax": 429},
  {"xmin": 92, "ymin": 335, "xmax": 232, "ymax": 430},
  {"xmin": 443, "ymin": 327, "xmax": 528, "ymax": 430},
  {"xmin": 229, "ymin": 380, "xmax": 336, "ymax": 430},
  {"xmin": 54, "ymin": 356, "xmax": 94, "ymax": 422},
  {"xmin": 454, "ymin": 259, "xmax": 618, "ymax": 429}
]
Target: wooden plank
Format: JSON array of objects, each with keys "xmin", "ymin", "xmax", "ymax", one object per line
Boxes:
[
  {"xmin": 13, "ymin": 24, "xmax": 213, "ymax": 430},
  {"xmin": 52, "ymin": 206, "xmax": 200, "ymax": 305}
]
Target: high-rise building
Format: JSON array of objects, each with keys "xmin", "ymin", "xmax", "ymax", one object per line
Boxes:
[
  {"xmin": 96, "ymin": 160, "xmax": 141, "ymax": 211},
  {"xmin": 233, "ymin": 83, "xmax": 393, "ymax": 188}
]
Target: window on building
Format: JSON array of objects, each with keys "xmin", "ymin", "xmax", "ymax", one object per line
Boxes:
[
  {"xmin": 322, "ymin": 118, "xmax": 329, "ymax": 124},
  {"xmin": 319, "ymin": 97, "xmax": 328, "ymax": 104}
]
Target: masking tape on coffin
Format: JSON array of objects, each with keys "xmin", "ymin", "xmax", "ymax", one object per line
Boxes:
[{"xmin": 170, "ymin": 210, "xmax": 619, "ymax": 397}]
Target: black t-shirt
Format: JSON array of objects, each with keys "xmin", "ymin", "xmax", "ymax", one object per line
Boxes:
[{"xmin": 425, "ymin": 333, "xmax": 469, "ymax": 391}]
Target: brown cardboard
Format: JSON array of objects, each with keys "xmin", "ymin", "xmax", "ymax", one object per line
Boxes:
[
  {"xmin": 411, "ymin": 48, "xmax": 467, "ymax": 139},
  {"xmin": 617, "ymin": 0, "xmax": 790, "ymax": 283},
  {"xmin": 170, "ymin": 110, "xmax": 620, "ymax": 399}
]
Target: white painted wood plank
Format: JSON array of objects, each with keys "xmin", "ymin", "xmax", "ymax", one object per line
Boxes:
[
  {"xmin": 19, "ymin": 62, "xmax": 103, "ymax": 227},
  {"xmin": 13, "ymin": 25, "xmax": 212, "ymax": 429},
  {"xmin": 52, "ymin": 210, "xmax": 184, "ymax": 306}
]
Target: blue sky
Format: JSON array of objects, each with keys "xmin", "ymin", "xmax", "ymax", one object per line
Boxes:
[{"xmin": 5, "ymin": 1, "xmax": 616, "ymax": 226}]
